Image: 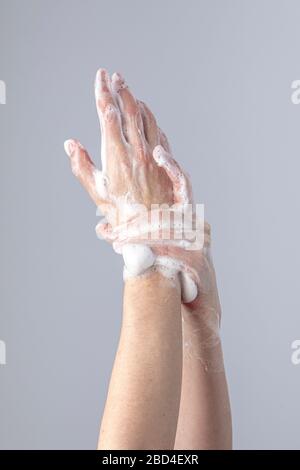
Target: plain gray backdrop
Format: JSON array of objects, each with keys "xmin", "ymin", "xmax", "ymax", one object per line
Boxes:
[{"xmin": 0, "ymin": 0, "xmax": 300, "ymax": 449}]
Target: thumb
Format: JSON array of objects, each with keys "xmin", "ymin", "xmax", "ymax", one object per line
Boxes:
[{"xmin": 64, "ymin": 138, "xmax": 109, "ymax": 206}]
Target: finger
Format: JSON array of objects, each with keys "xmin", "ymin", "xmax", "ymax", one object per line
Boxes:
[
  {"xmin": 152, "ymin": 145, "xmax": 193, "ymax": 204},
  {"xmin": 95, "ymin": 221, "xmax": 124, "ymax": 253},
  {"xmin": 95, "ymin": 220, "xmax": 115, "ymax": 242},
  {"xmin": 137, "ymin": 100, "xmax": 160, "ymax": 150},
  {"xmin": 94, "ymin": 69, "xmax": 127, "ymax": 165},
  {"xmin": 64, "ymin": 138, "xmax": 109, "ymax": 206},
  {"xmin": 94, "ymin": 68, "xmax": 117, "ymax": 113},
  {"xmin": 111, "ymin": 72, "xmax": 147, "ymax": 159},
  {"xmin": 137, "ymin": 100, "xmax": 172, "ymax": 153}
]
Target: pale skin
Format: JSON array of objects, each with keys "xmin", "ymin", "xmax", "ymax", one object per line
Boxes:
[
  {"xmin": 99, "ymin": 272, "xmax": 183, "ymax": 450},
  {"xmin": 64, "ymin": 68, "xmax": 232, "ymax": 449},
  {"xmin": 175, "ymin": 307, "xmax": 232, "ymax": 449}
]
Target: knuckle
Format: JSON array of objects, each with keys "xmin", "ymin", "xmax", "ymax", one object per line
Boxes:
[{"xmin": 104, "ymin": 103, "xmax": 118, "ymax": 122}]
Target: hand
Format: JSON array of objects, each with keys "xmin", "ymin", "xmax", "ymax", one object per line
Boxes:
[
  {"xmin": 64, "ymin": 69, "xmax": 175, "ymax": 225},
  {"xmin": 64, "ymin": 68, "xmax": 221, "ymax": 333}
]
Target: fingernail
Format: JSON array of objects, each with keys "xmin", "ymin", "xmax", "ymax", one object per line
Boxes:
[
  {"xmin": 113, "ymin": 71, "xmax": 125, "ymax": 83},
  {"xmin": 95, "ymin": 68, "xmax": 108, "ymax": 99},
  {"xmin": 111, "ymin": 71, "xmax": 127, "ymax": 92},
  {"xmin": 64, "ymin": 139, "xmax": 76, "ymax": 157}
]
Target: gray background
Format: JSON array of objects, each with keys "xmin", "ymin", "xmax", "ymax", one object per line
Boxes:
[{"xmin": 0, "ymin": 0, "xmax": 299, "ymax": 449}]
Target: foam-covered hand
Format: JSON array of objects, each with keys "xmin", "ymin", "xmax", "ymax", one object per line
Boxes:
[{"xmin": 64, "ymin": 69, "xmax": 175, "ymax": 227}]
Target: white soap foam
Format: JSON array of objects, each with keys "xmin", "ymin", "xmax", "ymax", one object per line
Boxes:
[
  {"xmin": 122, "ymin": 247, "xmax": 198, "ymax": 303},
  {"xmin": 180, "ymin": 271, "xmax": 198, "ymax": 303},
  {"xmin": 94, "ymin": 169, "xmax": 109, "ymax": 200},
  {"xmin": 122, "ymin": 244, "xmax": 155, "ymax": 277}
]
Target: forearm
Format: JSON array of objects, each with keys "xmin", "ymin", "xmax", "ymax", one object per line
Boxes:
[
  {"xmin": 174, "ymin": 307, "xmax": 232, "ymax": 450},
  {"xmin": 98, "ymin": 270, "xmax": 183, "ymax": 450}
]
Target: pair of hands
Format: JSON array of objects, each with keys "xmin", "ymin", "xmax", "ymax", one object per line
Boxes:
[
  {"xmin": 64, "ymin": 68, "xmax": 177, "ymax": 215},
  {"xmin": 64, "ymin": 68, "xmax": 220, "ymax": 334}
]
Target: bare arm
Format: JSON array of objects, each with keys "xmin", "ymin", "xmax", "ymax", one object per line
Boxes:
[
  {"xmin": 98, "ymin": 271, "xmax": 182, "ymax": 449},
  {"xmin": 174, "ymin": 306, "xmax": 232, "ymax": 449}
]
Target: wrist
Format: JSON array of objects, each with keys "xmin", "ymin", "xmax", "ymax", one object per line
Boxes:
[{"xmin": 123, "ymin": 269, "xmax": 181, "ymax": 323}]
